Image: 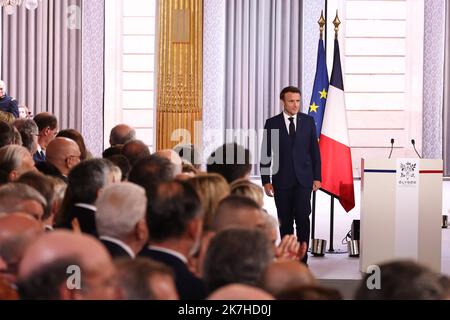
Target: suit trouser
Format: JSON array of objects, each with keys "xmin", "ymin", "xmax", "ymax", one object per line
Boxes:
[{"xmin": 274, "ymin": 183, "xmax": 312, "ymax": 262}]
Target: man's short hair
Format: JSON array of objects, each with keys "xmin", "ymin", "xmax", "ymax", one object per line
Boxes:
[
  {"xmin": 146, "ymin": 181, "xmax": 202, "ymax": 242},
  {"xmin": 207, "ymin": 143, "xmax": 252, "ymax": 184},
  {"xmin": 213, "ymin": 195, "xmax": 262, "ymax": 231},
  {"xmin": 0, "ymin": 145, "xmax": 32, "ymax": 184},
  {"xmin": 17, "ymin": 257, "xmax": 81, "ymax": 300},
  {"xmin": 0, "ymin": 120, "xmax": 14, "ymax": 148},
  {"xmin": 280, "ymin": 86, "xmax": 301, "ymax": 100},
  {"xmin": 67, "ymin": 159, "xmax": 112, "ymax": 205},
  {"xmin": 115, "ymin": 257, "xmax": 175, "ymax": 300},
  {"xmin": 128, "ymin": 155, "xmax": 174, "ymax": 198},
  {"xmin": 0, "ymin": 183, "xmax": 47, "ymax": 217},
  {"xmin": 33, "ymin": 113, "xmax": 57, "ymax": 132},
  {"xmin": 17, "ymin": 172, "xmax": 55, "ymax": 221},
  {"xmin": 13, "ymin": 119, "xmax": 39, "ymax": 153},
  {"xmin": 121, "ymin": 140, "xmax": 150, "ymax": 165},
  {"xmin": 96, "ymin": 182, "xmax": 147, "ymax": 239},
  {"xmin": 203, "ymin": 228, "xmax": 274, "ymax": 293}
]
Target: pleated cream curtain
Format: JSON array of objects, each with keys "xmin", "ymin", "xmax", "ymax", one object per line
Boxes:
[
  {"xmin": 224, "ymin": 0, "xmax": 302, "ymax": 173},
  {"xmin": 444, "ymin": 1, "xmax": 450, "ymax": 175},
  {"xmin": 1, "ymin": 0, "xmax": 82, "ymax": 130}
]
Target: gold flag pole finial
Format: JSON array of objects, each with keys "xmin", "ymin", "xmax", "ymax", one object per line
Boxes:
[
  {"xmin": 318, "ymin": 10, "xmax": 326, "ymax": 40},
  {"xmin": 333, "ymin": 10, "xmax": 341, "ymax": 39}
]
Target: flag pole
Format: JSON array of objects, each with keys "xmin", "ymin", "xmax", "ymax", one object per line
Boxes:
[
  {"xmin": 327, "ymin": 11, "xmax": 341, "ymax": 253},
  {"xmin": 311, "ymin": 11, "xmax": 326, "ymax": 241}
]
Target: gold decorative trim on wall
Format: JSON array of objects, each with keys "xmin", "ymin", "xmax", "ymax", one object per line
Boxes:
[{"xmin": 156, "ymin": 0, "xmax": 203, "ymax": 151}]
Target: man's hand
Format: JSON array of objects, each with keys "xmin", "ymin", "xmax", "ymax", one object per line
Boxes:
[
  {"xmin": 313, "ymin": 180, "xmax": 321, "ymax": 192},
  {"xmin": 275, "ymin": 235, "xmax": 308, "ymax": 261},
  {"xmin": 263, "ymin": 183, "xmax": 274, "ymax": 197}
]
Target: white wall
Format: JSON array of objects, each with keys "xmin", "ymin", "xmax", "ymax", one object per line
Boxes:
[
  {"xmin": 104, "ymin": 0, "xmax": 157, "ymax": 151},
  {"xmin": 327, "ymin": 0, "xmax": 424, "ymax": 177}
]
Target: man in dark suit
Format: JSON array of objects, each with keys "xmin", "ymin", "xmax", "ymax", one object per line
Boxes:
[
  {"xmin": 0, "ymin": 80, "xmax": 19, "ymax": 123},
  {"xmin": 261, "ymin": 86, "xmax": 321, "ymax": 263},
  {"xmin": 139, "ymin": 180, "xmax": 206, "ymax": 300}
]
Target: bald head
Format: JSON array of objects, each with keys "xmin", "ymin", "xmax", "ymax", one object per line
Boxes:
[
  {"xmin": 0, "ymin": 213, "xmax": 42, "ymax": 245},
  {"xmin": 18, "ymin": 231, "xmax": 119, "ymax": 300},
  {"xmin": 213, "ymin": 196, "xmax": 266, "ymax": 232},
  {"xmin": 208, "ymin": 284, "xmax": 274, "ymax": 300},
  {"xmin": 109, "ymin": 124, "xmax": 135, "ymax": 146},
  {"xmin": 46, "ymin": 137, "xmax": 81, "ymax": 175},
  {"xmin": 19, "ymin": 231, "xmax": 112, "ymax": 279},
  {"xmin": 155, "ymin": 149, "xmax": 183, "ymax": 175},
  {"xmin": 259, "ymin": 261, "xmax": 317, "ymax": 297}
]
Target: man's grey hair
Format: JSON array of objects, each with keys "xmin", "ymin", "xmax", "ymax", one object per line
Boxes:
[
  {"xmin": 0, "ymin": 145, "xmax": 31, "ymax": 183},
  {"xmin": 95, "ymin": 182, "xmax": 147, "ymax": 239},
  {"xmin": 13, "ymin": 119, "xmax": 39, "ymax": 153},
  {"xmin": 0, "ymin": 183, "xmax": 47, "ymax": 214}
]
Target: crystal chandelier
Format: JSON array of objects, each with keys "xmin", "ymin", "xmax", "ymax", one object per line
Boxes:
[{"xmin": 1, "ymin": 0, "xmax": 38, "ymax": 15}]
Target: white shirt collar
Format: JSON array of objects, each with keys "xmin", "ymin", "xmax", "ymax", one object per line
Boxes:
[
  {"xmin": 148, "ymin": 245, "xmax": 188, "ymax": 264},
  {"xmin": 283, "ymin": 111, "xmax": 297, "ymax": 121},
  {"xmin": 37, "ymin": 144, "xmax": 45, "ymax": 154},
  {"xmin": 283, "ymin": 111, "xmax": 297, "ymax": 132},
  {"xmin": 99, "ymin": 236, "xmax": 135, "ymax": 258},
  {"xmin": 74, "ymin": 203, "xmax": 97, "ymax": 212}
]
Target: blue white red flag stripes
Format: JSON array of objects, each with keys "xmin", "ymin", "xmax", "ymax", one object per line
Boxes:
[{"xmin": 319, "ymin": 39, "xmax": 355, "ymax": 212}]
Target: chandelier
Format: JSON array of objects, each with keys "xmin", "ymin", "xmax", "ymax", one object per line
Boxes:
[{"xmin": 1, "ymin": 0, "xmax": 39, "ymax": 15}]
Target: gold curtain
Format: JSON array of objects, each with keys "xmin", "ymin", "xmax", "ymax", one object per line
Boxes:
[{"xmin": 156, "ymin": 0, "xmax": 203, "ymax": 150}]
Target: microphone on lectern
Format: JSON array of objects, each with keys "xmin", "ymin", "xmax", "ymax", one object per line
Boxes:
[
  {"xmin": 411, "ymin": 139, "xmax": 422, "ymax": 159},
  {"xmin": 388, "ymin": 138, "xmax": 395, "ymax": 159}
]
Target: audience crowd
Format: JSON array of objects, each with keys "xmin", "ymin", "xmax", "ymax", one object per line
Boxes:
[{"xmin": 0, "ymin": 111, "xmax": 449, "ymax": 300}]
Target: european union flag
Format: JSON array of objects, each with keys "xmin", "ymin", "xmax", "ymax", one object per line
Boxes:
[{"xmin": 308, "ymin": 39, "xmax": 329, "ymax": 137}]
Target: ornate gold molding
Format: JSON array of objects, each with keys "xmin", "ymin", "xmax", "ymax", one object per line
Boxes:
[{"xmin": 156, "ymin": 0, "xmax": 203, "ymax": 150}]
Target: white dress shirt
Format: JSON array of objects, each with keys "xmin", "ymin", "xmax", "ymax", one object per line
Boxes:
[{"xmin": 283, "ymin": 111, "xmax": 297, "ymax": 134}]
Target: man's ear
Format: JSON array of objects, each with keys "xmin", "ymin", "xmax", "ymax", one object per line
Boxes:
[
  {"xmin": 135, "ymin": 219, "xmax": 149, "ymax": 242},
  {"xmin": 187, "ymin": 218, "xmax": 202, "ymax": 240},
  {"xmin": 8, "ymin": 169, "xmax": 17, "ymax": 182},
  {"xmin": 43, "ymin": 127, "xmax": 51, "ymax": 137}
]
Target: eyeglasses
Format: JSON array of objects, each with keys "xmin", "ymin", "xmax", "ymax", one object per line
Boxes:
[{"xmin": 67, "ymin": 155, "xmax": 81, "ymax": 161}]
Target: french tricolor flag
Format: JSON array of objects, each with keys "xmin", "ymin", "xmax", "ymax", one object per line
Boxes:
[{"xmin": 319, "ymin": 39, "xmax": 355, "ymax": 212}]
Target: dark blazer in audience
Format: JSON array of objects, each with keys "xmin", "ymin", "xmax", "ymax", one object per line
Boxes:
[
  {"xmin": 140, "ymin": 248, "xmax": 206, "ymax": 300},
  {"xmin": 35, "ymin": 161, "xmax": 68, "ymax": 183},
  {"xmin": 60, "ymin": 205, "xmax": 98, "ymax": 237},
  {"xmin": 33, "ymin": 150, "xmax": 46, "ymax": 163},
  {"xmin": 100, "ymin": 238, "xmax": 133, "ymax": 259}
]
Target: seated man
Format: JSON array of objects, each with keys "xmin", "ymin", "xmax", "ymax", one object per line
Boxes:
[{"xmin": 0, "ymin": 81, "xmax": 18, "ymax": 123}]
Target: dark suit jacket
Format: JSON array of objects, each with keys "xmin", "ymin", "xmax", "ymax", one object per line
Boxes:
[
  {"xmin": 33, "ymin": 150, "xmax": 46, "ymax": 163},
  {"xmin": 100, "ymin": 239, "xmax": 133, "ymax": 259},
  {"xmin": 261, "ymin": 112, "xmax": 321, "ymax": 189},
  {"xmin": 58, "ymin": 205, "xmax": 98, "ymax": 237},
  {"xmin": 139, "ymin": 247, "xmax": 206, "ymax": 300},
  {"xmin": 0, "ymin": 94, "xmax": 19, "ymax": 118},
  {"xmin": 35, "ymin": 161, "xmax": 68, "ymax": 183}
]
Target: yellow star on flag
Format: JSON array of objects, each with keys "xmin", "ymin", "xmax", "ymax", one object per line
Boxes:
[
  {"xmin": 309, "ymin": 102, "xmax": 319, "ymax": 113},
  {"xmin": 319, "ymin": 89, "xmax": 328, "ymax": 99}
]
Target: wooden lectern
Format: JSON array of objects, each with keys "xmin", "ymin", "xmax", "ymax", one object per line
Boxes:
[{"xmin": 360, "ymin": 158, "xmax": 443, "ymax": 273}]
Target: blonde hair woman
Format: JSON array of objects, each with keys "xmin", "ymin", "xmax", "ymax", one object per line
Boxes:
[
  {"xmin": 188, "ymin": 173, "xmax": 230, "ymax": 278},
  {"xmin": 229, "ymin": 178, "xmax": 265, "ymax": 208},
  {"xmin": 188, "ymin": 173, "xmax": 230, "ymax": 231}
]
